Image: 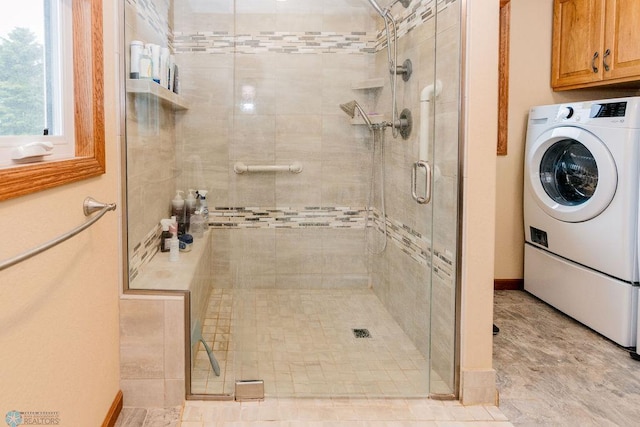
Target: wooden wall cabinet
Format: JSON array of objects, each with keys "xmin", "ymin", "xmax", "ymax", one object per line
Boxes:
[{"xmin": 551, "ymin": 0, "xmax": 640, "ymax": 90}]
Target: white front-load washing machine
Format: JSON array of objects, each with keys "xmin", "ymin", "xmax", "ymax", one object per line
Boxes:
[{"xmin": 523, "ymin": 97, "xmax": 640, "ymax": 347}]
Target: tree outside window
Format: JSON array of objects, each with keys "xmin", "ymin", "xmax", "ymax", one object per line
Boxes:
[{"xmin": 0, "ymin": 27, "xmax": 45, "ymax": 136}]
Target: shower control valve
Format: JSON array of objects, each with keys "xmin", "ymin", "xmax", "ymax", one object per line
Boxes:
[
  {"xmin": 392, "ymin": 108, "xmax": 413, "ymax": 140},
  {"xmin": 392, "ymin": 59, "xmax": 413, "ymax": 82}
]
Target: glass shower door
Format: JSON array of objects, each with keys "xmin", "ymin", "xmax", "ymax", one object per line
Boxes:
[
  {"xmin": 227, "ymin": 0, "xmax": 462, "ymax": 400},
  {"xmin": 428, "ymin": 0, "xmax": 461, "ymax": 397}
]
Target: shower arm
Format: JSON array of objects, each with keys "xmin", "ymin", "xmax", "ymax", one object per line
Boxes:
[
  {"xmin": 354, "ymin": 102, "xmax": 374, "ymax": 129},
  {"xmin": 383, "ymin": 11, "xmax": 410, "ymax": 77}
]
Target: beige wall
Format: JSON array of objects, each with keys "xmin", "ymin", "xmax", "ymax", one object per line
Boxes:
[
  {"xmin": 494, "ymin": 0, "xmax": 635, "ymax": 280},
  {"xmin": 0, "ymin": 1, "xmax": 121, "ymax": 425},
  {"xmin": 459, "ymin": 0, "xmax": 499, "ymax": 404}
]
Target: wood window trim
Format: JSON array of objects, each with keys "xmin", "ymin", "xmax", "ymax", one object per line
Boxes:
[
  {"xmin": 498, "ymin": 0, "xmax": 510, "ymax": 156},
  {"xmin": 0, "ymin": 0, "xmax": 105, "ymax": 201}
]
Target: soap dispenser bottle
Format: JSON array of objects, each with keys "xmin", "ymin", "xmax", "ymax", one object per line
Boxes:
[
  {"xmin": 185, "ymin": 190, "xmax": 197, "ymax": 232},
  {"xmin": 159, "ymin": 219, "xmax": 173, "ymax": 252},
  {"xmin": 172, "ymin": 190, "xmax": 185, "ymax": 235},
  {"xmin": 198, "ymin": 190, "xmax": 209, "ymax": 230}
]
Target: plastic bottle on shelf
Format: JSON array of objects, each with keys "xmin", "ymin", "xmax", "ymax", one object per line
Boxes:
[
  {"xmin": 159, "ymin": 218, "xmax": 173, "ymax": 252},
  {"xmin": 160, "ymin": 47, "xmax": 170, "ymax": 88},
  {"xmin": 139, "ymin": 45, "xmax": 153, "ymax": 80},
  {"xmin": 189, "ymin": 210, "xmax": 204, "ymax": 238},
  {"xmin": 169, "ymin": 222, "xmax": 180, "ymax": 262},
  {"xmin": 172, "ymin": 190, "xmax": 185, "ymax": 235},
  {"xmin": 179, "ymin": 234, "xmax": 193, "ymax": 252},
  {"xmin": 130, "ymin": 40, "xmax": 143, "ymax": 79},
  {"xmin": 167, "ymin": 55, "xmax": 175, "ymax": 91},
  {"xmin": 198, "ymin": 190, "xmax": 209, "ymax": 230},
  {"xmin": 150, "ymin": 44, "xmax": 161, "ymax": 84},
  {"xmin": 185, "ymin": 190, "xmax": 197, "ymax": 233},
  {"xmin": 172, "ymin": 64, "xmax": 180, "ymax": 94}
]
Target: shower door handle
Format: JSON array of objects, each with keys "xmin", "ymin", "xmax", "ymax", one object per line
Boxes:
[{"xmin": 411, "ymin": 160, "xmax": 432, "ymax": 204}]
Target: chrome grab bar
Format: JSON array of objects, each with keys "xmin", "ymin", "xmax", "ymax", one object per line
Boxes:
[
  {"xmin": 411, "ymin": 160, "xmax": 432, "ymax": 204},
  {"xmin": 0, "ymin": 197, "xmax": 117, "ymax": 271},
  {"xmin": 233, "ymin": 162, "xmax": 303, "ymax": 174}
]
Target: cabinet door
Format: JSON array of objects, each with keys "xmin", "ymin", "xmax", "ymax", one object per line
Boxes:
[
  {"xmin": 551, "ymin": 0, "xmax": 605, "ymax": 89},
  {"xmin": 604, "ymin": 0, "xmax": 640, "ymax": 81}
]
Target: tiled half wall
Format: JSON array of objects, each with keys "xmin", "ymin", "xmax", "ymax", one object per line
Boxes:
[{"xmin": 130, "ymin": 206, "xmax": 454, "ymax": 290}]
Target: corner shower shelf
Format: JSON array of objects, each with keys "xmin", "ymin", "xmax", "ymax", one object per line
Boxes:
[
  {"xmin": 126, "ymin": 79, "xmax": 189, "ymax": 110},
  {"xmin": 351, "ymin": 78, "xmax": 385, "ymax": 90}
]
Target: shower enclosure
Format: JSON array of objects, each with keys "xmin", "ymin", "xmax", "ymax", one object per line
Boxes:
[{"xmin": 124, "ymin": 0, "xmax": 461, "ymax": 399}]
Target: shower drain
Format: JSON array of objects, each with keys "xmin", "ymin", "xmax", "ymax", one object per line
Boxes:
[{"xmin": 352, "ymin": 328, "xmax": 371, "ymax": 338}]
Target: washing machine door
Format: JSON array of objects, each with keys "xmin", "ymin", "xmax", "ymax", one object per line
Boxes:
[{"xmin": 526, "ymin": 126, "xmax": 617, "ymax": 222}]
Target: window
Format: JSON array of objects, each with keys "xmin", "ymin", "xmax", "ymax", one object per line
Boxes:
[
  {"xmin": 0, "ymin": 0, "xmax": 104, "ymax": 201},
  {"xmin": 0, "ymin": 0, "xmax": 75, "ymax": 167}
]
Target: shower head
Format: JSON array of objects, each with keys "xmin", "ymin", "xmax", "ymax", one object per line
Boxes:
[
  {"xmin": 340, "ymin": 100, "xmax": 373, "ymax": 129},
  {"xmin": 365, "ymin": 0, "xmax": 411, "ymax": 17},
  {"xmin": 339, "ymin": 100, "xmax": 358, "ymax": 118}
]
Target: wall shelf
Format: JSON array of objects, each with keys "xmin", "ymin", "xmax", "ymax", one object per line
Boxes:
[
  {"xmin": 126, "ymin": 79, "xmax": 189, "ymax": 110},
  {"xmin": 351, "ymin": 78, "xmax": 385, "ymax": 90}
]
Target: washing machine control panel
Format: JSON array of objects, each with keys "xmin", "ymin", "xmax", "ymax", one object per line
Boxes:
[
  {"xmin": 530, "ymin": 97, "xmax": 640, "ymax": 129},
  {"xmin": 589, "ymin": 101, "xmax": 627, "ymax": 118},
  {"xmin": 550, "ymin": 100, "xmax": 636, "ymax": 126}
]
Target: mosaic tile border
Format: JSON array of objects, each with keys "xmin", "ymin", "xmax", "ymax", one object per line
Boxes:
[
  {"xmin": 371, "ymin": 209, "xmax": 454, "ymax": 286},
  {"xmin": 172, "ymin": 0, "xmax": 458, "ymax": 55},
  {"xmin": 129, "ymin": 206, "xmax": 455, "ymax": 288},
  {"xmin": 208, "ymin": 206, "xmax": 367, "ymax": 228},
  {"xmin": 128, "ymin": 223, "xmax": 162, "ymax": 282},
  {"xmin": 173, "ymin": 31, "xmax": 376, "ymax": 55}
]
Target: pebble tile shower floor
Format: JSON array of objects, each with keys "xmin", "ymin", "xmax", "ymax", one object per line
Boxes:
[{"xmin": 191, "ymin": 288, "xmax": 431, "ymax": 397}]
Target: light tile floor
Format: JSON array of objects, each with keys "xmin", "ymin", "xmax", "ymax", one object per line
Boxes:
[
  {"xmin": 192, "ymin": 288, "xmax": 433, "ymax": 398},
  {"xmin": 116, "ymin": 398, "xmax": 513, "ymax": 426},
  {"xmin": 115, "ymin": 407, "xmax": 181, "ymax": 427},
  {"xmin": 180, "ymin": 398, "xmax": 512, "ymax": 426},
  {"xmin": 494, "ymin": 290, "xmax": 640, "ymax": 426}
]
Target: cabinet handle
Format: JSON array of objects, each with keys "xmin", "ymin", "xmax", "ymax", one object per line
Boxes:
[
  {"xmin": 591, "ymin": 51, "xmax": 599, "ymax": 73},
  {"xmin": 603, "ymin": 49, "xmax": 611, "ymax": 72}
]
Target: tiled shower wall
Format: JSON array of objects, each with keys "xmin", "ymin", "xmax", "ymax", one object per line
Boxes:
[
  {"xmin": 125, "ymin": 0, "xmax": 178, "ymax": 262},
  {"xmin": 126, "ymin": 0, "xmax": 460, "ymax": 392},
  {"xmin": 171, "ymin": 0, "xmax": 379, "ymax": 289}
]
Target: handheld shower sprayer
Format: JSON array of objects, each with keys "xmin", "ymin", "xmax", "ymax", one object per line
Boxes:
[{"xmin": 340, "ymin": 100, "xmax": 374, "ymax": 130}]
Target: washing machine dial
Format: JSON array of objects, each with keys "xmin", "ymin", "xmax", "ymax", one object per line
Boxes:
[{"xmin": 556, "ymin": 106, "xmax": 574, "ymax": 120}]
